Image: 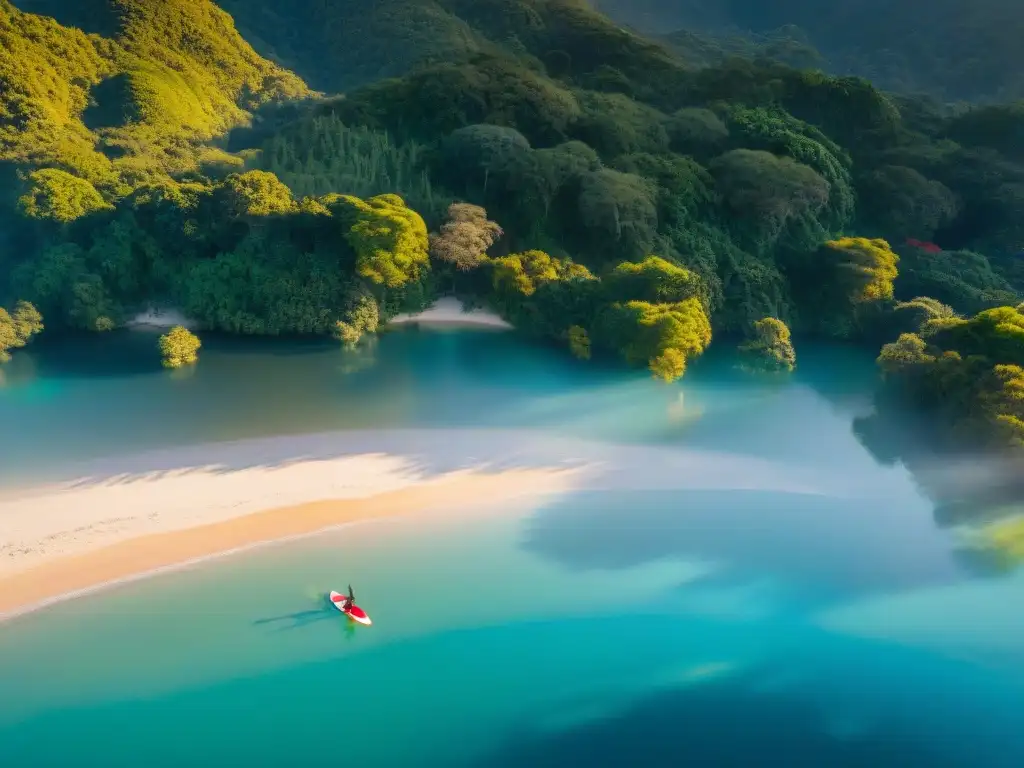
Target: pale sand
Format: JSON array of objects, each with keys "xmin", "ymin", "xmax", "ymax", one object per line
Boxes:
[
  {"xmin": 0, "ymin": 466, "xmax": 579, "ymax": 620},
  {"xmin": 126, "ymin": 306, "xmax": 196, "ymax": 330},
  {"xmin": 386, "ymin": 296, "xmax": 512, "ymax": 329}
]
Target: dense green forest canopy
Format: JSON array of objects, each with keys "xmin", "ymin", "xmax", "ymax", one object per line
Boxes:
[
  {"xmin": 594, "ymin": 0, "xmax": 1024, "ymax": 104},
  {"xmin": 1, "ymin": 0, "xmax": 1023, "ymax": 472}
]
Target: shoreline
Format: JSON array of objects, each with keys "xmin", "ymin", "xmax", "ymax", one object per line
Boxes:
[
  {"xmin": 386, "ymin": 296, "xmax": 512, "ymax": 329},
  {"xmin": 0, "ymin": 467, "xmax": 579, "ymax": 623},
  {"xmin": 126, "ymin": 306, "xmax": 196, "ymax": 330}
]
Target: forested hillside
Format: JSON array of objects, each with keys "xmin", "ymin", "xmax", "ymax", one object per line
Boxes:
[
  {"xmin": 0, "ymin": 0, "xmax": 1022, "ymax": 461},
  {"xmin": 217, "ymin": 0, "xmax": 686, "ymax": 95},
  {"xmin": 1, "ymin": 0, "xmax": 308, "ymax": 192},
  {"xmin": 595, "ymin": 0, "xmax": 1024, "ymax": 103}
]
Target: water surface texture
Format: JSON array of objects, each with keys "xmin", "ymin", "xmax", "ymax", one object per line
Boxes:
[{"xmin": 1, "ymin": 329, "xmax": 1022, "ymax": 767}]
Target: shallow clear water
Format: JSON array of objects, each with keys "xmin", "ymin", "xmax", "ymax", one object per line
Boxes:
[{"xmin": 1, "ymin": 328, "xmax": 1022, "ymax": 767}]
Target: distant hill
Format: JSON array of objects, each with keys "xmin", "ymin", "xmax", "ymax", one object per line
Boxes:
[
  {"xmin": 1, "ymin": 0, "xmax": 309, "ymax": 192},
  {"xmin": 594, "ymin": 0, "xmax": 1024, "ymax": 103},
  {"xmin": 216, "ymin": 0, "xmax": 687, "ymax": 95}
]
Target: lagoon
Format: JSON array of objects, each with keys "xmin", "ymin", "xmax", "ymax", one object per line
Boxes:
[{"xmin": 0, "ymin": 328, "xmax": 1022, "ymax": 766}]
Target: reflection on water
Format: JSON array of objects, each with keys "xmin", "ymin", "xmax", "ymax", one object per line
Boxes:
[
  {"xmin": 477, "ymin": 674, "xmax": 960, "ymax": 768},
  {"xmin": 522, "ymin": 488, "xmax": 957, "ymax": 595},
  {"xmin": 2, "ymin": 329, "xmax": 1024, "ymax": 766}
]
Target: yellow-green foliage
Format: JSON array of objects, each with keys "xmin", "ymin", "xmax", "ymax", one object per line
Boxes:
[
  {"xmin": 0, "ymin": 0, "xmax": 308, "ymax": 195},
  {"xmin": 877, "ymin": 332, "xmax": 935, "ymax": 375},
  {"xmin": 824, "ymin": 237, "xmax": 900, "ymax": 303},
  {"xmin": 0, "ymin": 300, "xmax": 43, "ymax": 363},
  {"xmin": 649, "ymin": 347, "xmax": 686, "ymax": 382},
  {"xmin": 333, "ymin": 292, "xmax": 380, "ymax": 347},
  {"xmin": 158, "ymin": 325, "xmax": 201, "ymax": 368},
  {"xmin": 568, "ymin": 325, "xmax": 591, "ymax": 360},
  {"xmin": 221, "ymin": 170, "xmax": 297, "ymax": 217},
  {"xmin": 17, "ymin": 168, "xmax": 113, "ymax": 223},
  {"xmin": 739, "ymin": 316, "xmax": 796, "ymax": 371},
  {"xmin": 492, "ymin": 250, "xmax": 594, "ymax": 297},
  {"xmin": 877, "ymin": 304, "xmax": 1024, "ymax": 450},
  {"xmin": 604, "ymin": 298, "xmax": 712, "ymax": 382},
  {"xmin": 330, "ymin": 193, "xmax": 430, "ymax": 288},
  {"xmin": 926, "ymin": 304, "xmax": 1024, "ymax": 364},
  {"xmin": 987, "ymin": 364, "xmax": 1024, "ymax": 446},
  {"xmin": 606, "ymin": 255, "xmax": 704, "ymax": 305},
  {"xmin": 0, "ymin": 2, "xmax": 115, "ymax": 184}
]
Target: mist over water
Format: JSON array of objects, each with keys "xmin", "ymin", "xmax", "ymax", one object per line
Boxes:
[{"xmin": 1, "ymin": 329, "xmax": 1022, "ymax": 767}]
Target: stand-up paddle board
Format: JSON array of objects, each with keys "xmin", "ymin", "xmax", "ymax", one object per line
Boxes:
[{"xmin": 330, "ymin": 591, "xmax": 372, "ymax": 625}]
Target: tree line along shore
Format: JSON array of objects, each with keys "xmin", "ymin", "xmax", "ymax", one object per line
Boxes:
[{"xmin": 0, "ymin": 0, "xmax": 1022, "ymax": 461}]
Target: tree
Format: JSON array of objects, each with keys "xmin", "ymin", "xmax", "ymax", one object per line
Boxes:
[
  {"xmin": 667, "ymin": 107, "xmax": 729, "ymax": 157},
  {"xmin": 872, "ymin": 304, "xmax": 1024, "ymax": 452},
  {"xmin": 878, "ymin": 336, "xmax": 931, "ymax": 376},
  {"xmin": 491, "ymin": 250, "xmax": 594, "ymax": 298},
  {"xmin": 739, "ymin": 317, "xmax": 796, "ymax": 371},
  {"xmin": 891, "ymin": 297, "xmax": 959, "ymax": 335},
  {"xmin": 329, "ymin": 193, "xmax": 430, "ymax": 288},
  {"xmin": 611, "ymin": 152, "xmax": 714, "ymax": 227},
  {"xmin": 824, "ymin": 237, "xmax": 899, "ymax": 304},
  {"xmin": 569, "ymin": 91, "xmax": 669, "ymax": 157},
  {"xmin": 568, "ymin": 325, "xmax": 591, "ymax": 360},
  {"xmin": 894, "ymin": 248, "xmax": 1017, "ymax": 317},
  {"xmin": 598, "ymin": 298, "xmax": 712, "ymax": 382},
  {"xmin": 710, "ymin": 149, "xmax": 830, "ymax": 247},
  {"xmin": 924, "ymin": 305, "xmax": 1024, "ymax": 366},
  {"xmin": 986, "ymin": 364, "xmax": 1024, "ymax": 446},
  {"xmin": 158, "ymin": 325, "xmax": 201, "ymax": 368},
  {"xmin": 218, "ymin": 170, "xmax": 297, "ymax": 217},
  {"xmin": 649, "ymin": 347, "xmax": 686, "ymax": 382},
  {"xmin": 800, "ymin": 237, "xmax": 900, "ymax": 339},
  {"xmin": 333, "ymin": 289, "xmax": 380, "ymax": 347},
  {"xmin": 576, "ymin": 168, "xmax": 658, "ymax": 260},
  {"xmin": 857, "ymin": 165, "xmax": 958, "ymax": 240},
  {"xmin": 17, "ymin": 169, "xmax": 113, "ymax": 224},
  {"xmin": 442, "ymin": 125, "xmax": 532, "ymax": 187},
  {"xmin": 429, "ymin": 203, "xmax": 503, "ymax": 271},
  {"xmin": 604, "ymin": 256, "xmax": 703, "ymax": 305},
  {"xmin": 0, "ymin": 301, "xmax": 43, "ymax": 363}
]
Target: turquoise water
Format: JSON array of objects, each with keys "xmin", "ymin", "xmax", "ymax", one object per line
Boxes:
[{"xmin": 1, "ymin": 328, "xmax": 1023, "ymax": 766}]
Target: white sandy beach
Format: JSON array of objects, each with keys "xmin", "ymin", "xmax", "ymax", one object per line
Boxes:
[
  {"xmin": 125, "ymin": 297, "xmax": 510, "ymax": 334},
  {"xmin": 386, "ymin": 296, "xmax": 512, "ymax": 328},
  {"xmin": 0, "ymin": 433, "xmax": 583, "ymax": 619}
]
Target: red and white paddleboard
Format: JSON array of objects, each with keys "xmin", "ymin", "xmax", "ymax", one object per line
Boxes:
[{"xmin": 330, "ymin": 591, "xmax": 372, "ymax": 625}]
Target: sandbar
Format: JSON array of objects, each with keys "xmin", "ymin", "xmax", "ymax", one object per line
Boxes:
[{"xmin": 0, "ymin": 453, "xmax": 578, "ymax": 621}]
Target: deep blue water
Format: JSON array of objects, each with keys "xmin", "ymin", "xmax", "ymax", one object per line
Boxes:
[{"xmin": 0, "ymin": 328, "xmax": 1022, "ymax": 767}]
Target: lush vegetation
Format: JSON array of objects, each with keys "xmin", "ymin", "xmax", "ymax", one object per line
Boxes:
[
  {"xmin": 738, "ymin": 317, "xmax": 795, "ymax": 371},
  {"xmin": 0, "ymin": 299, "xmax": 42, "ymax": 362},
  {"xmin": 158, "ymin": 324, "xmax": 200, "ymax": 368},
  {"xmin": 1, "ymin": 0, "xmax": 1024, "ymax": 459},
  {"xmin": 871, "ymin": 304, "xmax": 1024, "ymax": 451},
  {"xmin": 0, "ymin": 0, "xmax": 308, "ymax": 194}
]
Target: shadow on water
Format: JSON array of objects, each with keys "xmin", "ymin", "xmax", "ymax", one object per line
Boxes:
[
  {"xmin": 36, "ymin": 427, "xmax": 590, "ymax": 492},
  {"xmin": 519, "ymin": 488, "xmax": 959, "ymax": 594},
  {"xmin": 470, "ymin": 675, "xmax": 966, "ymax": 768},
  {"xmin": 252, "ymin": 594, "xmax": 359, "ymax": 638},
  {"xmin": 22, "ymin": 330, "xmax": 342, "ymax": 381}
]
